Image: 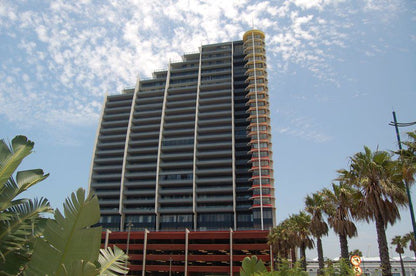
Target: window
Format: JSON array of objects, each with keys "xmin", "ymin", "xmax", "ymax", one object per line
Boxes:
[
  {"xmin": 252, "ymin": 151, "xmax": 269, "ymax": 157},
  {"xmin": 253, "ymin": 179, "xmax": 271, "ymax": 185},
  {"xmin": 252, "ymin": 160, "xmax": 270, "ymax": 167},
  {"xmin": 252, "ymin": 198, "xmax": 272, "ymax": 206},
  {"xmin": 251, "ymin": 125, "xmax": 267, "ymax": 131},
  {"xmin": 250, "ymin": 109, "xmax": 267, "ymax": 115},
  {"xmin": 249, "ymin": 94, "xmax": 265, "ymax": 100},
  {"xmin": 126, "ymin": 215, "xmax": 154, "ymax": 223},
  {"xmin": 237, "ymin": 214, "xmax": 253, "ymax": 222},
  {"xmin": 160, "ymin": 173, "xmax": 193, "ymax": 181},
  {"xmin": 252, "ymin": 169, "xmax": 270, "ymax": 176},
  {"xmin": 252, "ymin": 142, "xmax": 268, "ymax": 149},
  {"xmin": 264, "ymin": 210, "xmax": 273, "ymax": 218},
  {"xmin": 263, "ymin": 198, "xmax": 271, "ymax": 204},
  {"xmin": 251, "ymin": 134, "xmax": 268, "ymax": 140},
  {"xmin": 162, "ymin": 138, "xmax": 194, "ymax": 147},
  {"xmin": 198, "ymin": 213, "xmax": 233, "ymax": 222},
  {"xmin": 249, "ymin": 101, "xmax": 265, "ymax": 107},
  {"xmin": 253, "ymin": 188, "xmax": 271, "ymax": 195}
]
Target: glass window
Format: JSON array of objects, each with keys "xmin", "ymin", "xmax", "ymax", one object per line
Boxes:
[
  {"xmin": 264, "ymin": 210, "xmax": 273, "ymax": 218},
  {"xmin": 252, "ymin": 151, "xmax": 269, "ymax": 157},
  {"xmin": 237, "ymin": 213, "xmax": 253, "ymax": 222},
  {"xmin": 253, "ymin": 179, "xmax": 271, "ymax": 185}
]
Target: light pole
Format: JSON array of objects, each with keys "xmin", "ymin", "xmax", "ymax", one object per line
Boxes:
[
  {"xmin": 169, "ymin": 256, "xmax": 172, "ymax": 276},
  {"xmin": 104, "ymin": 229, "xmax": 112, "ymax": 248},
  {"xmin": 389, "ymin": 111, "xmax": 416, "ymax": 242},
  {"xmin": 125, "ymin": 221, "xmax": 133, "ymax": 276}
]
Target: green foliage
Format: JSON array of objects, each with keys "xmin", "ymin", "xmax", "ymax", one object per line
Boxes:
[
  {"xmin": 0, "ymin": 136, "xmax": 129, "ymax": 275},
  {"xmin": 274, "ymin": 259, "xmax": 308, "ymax": 276},
  {"xmin": 321, "ymin": 259, "xmax": 355, "ymax": 276},
  {"xmin": 0, "ymin": 136, "xmax": 52, "ymax": 275},
  {"xmin": 347, "ymin": 146, "xmax": 406, "ymax": 275},
  {"xmin": 404, "ymin": 232, "xmax": 416, "ymax": 255},
  {"xmin": 25, "ymin": 188, "xmax": 108, "ymax": 275},
  {"xmin": 98, "ymin": 246, "xmax": 129, "ymax": 276},
  {"xmin": 391, "ymin": 235, "xmax": 406, "ymax": 255},
  {"xmin": 240, "ymin": 256, "xmax": 267, "ymax": 276},
  {"xmin": 268, "ymin": 212, "xmax": 313, "ymax": 268},
  {"xmin": 25, "ymin": 188, "xmax": 129, "ymax": 275},
  {"xmin": 397, "ymin": 131, "xmax": 416, "ymax": 185},
  {"xmin": 240, "ymin": 257, "xmax": 309, "ymax": 276},
  {"xmin": 349, "ymin": 249, "xmax": 362, "ymax": 257}
]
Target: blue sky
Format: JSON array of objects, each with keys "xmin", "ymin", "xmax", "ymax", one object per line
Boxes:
[{"xmin": 1, "ymin": 0, "xmax": 415, "ymax": 258}]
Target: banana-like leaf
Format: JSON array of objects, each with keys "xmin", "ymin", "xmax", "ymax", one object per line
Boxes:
[
  {"xmin": 0, "ymin": 198, "xmax": 51, "ymax": 275},
  {"xmin": 0, "ymin": 136, "xmax": 34, "ymax": 189},
  {"xmin": 240, "ymin": 256, "xmax": 267, "ymax": 276},
  {"xmin": 25, "ymin": 188, "xmax": 102, "ymax": 275},
  {"xmin": 56, "ymin": 260, "xmax": 99, "ymax": 276},
  {"xmin": 16, "ymin": 169, "xmax": 49, "ymax": 196},
  {"xmin": 0, "ymin": 170, "xmax": 49, "ymax": 213},
  {"xmin": 98, "ymin": 246, "xmax": 129, "ymax": 276}
]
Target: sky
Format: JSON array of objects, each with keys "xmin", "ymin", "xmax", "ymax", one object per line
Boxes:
[{"xmin": 1, "ymin": 0, "xmax": 415, "ymax": 259}]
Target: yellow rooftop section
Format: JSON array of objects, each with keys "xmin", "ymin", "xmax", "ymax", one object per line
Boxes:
[{"xmin": 243, "ymin": 29, "xmax": 265, "ymax": 41}]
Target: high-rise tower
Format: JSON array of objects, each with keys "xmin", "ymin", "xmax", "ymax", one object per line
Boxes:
[{"xmin": 89, "ymin": 30, "xmax": 276, "ymax": 232}]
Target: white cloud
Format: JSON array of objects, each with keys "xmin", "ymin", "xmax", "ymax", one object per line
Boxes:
[
  {"xmin": 277, "ymin": 110, "xmax": 332, "ymax": 143},
  {"xmin": 0, "ymin": 0, "xmax": 408, "ymax": 131}
]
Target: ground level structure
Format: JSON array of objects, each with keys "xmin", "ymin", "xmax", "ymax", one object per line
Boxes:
[
  {"xmin": 307, "ymin": 256, "xmax": 416, "ymax": 276},
  {"xmin": 101, "ymin": 229, "xmax": 272, "ymax": 275}
]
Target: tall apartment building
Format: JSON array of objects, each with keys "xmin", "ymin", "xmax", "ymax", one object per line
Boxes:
[{"xmin": 89, "ymin": 29, "xmax": 276, "ymax": 232}]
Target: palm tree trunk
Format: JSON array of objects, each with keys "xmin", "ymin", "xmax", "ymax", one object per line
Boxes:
[
  {"xmin": 339, "ymin": 233, "xmax": 349, "ymax": 260},
  {"xmin": 317, "ymin": 237, "xmax": 324, "ymax": 275},
  {"xmin": 399, "ymin": 252, "xmax": 406, "ymax": 276},
  {"xmin": 290, "ymin": 247, "xmax": 297, "ymax": 266},
  {"xmin": 300, "ymin": 243, "xmax": 307, "ymax": 271},
  {"xmin": 375, "ymin": 214, "xmax": 392, "ymax": 276}
]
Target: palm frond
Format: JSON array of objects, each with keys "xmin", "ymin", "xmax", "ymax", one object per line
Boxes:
[
  {"xmin": 0, "ymin": 136, "xmax": 34, "ymax": 190},
  {"xmin": 25, "ymin": 188, "xmax": 102, "ymax": 275},
  {"xmin": 98, "ymin": 246, "xmax": 129, "ymax": 276},
  {"xmin": 0, "ymin": 198, "xmax": 52, "ymax": 274}
]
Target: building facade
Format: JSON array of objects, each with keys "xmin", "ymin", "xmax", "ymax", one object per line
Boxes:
[
  {"xmin": 89, "ymin": 30, "xmax": 276, "ymax": 231},
  {"xmin": 101, "ymin": 229, "xmax": 272, "ymax": 276}
]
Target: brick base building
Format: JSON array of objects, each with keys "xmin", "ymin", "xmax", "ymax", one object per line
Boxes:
[{"xmin": 102, "ymin": 230, "xmax": 272, "ymax": 275}]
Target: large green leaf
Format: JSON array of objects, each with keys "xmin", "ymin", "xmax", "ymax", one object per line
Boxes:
[
  {"xmin": 0, "ymin": 170, "xmax": 49, "ymax": 213},
  {"xmin": 98, "ymin": 246, "xmax": 129, "ymax": 276},
  {"xmin": 0, "ymin": 198, "xmax": 51, "ymax": 275},
  {"xmin": 25, "ymin": 188, "xmax": 102, "ymax": 275},
  {"xmin": 57, "ymin": 260, "xmax": 98, "ymax": 276},
  {"xmin": 0, "ymin": 136, "xmax": 34, "ymax": 189},
  {"xmin": 240, "ymin": 256, "xmax": 267, "ymax": 276},
  {"xmin": 15, "ymin": 169, "xmax": 49, "ymax": 196},
  {"xmin": 0, "ymin": 135, "xmax": 51, "ymax": 275}
]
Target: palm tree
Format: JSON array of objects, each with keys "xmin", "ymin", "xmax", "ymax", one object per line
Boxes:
[
  {"xmin": 288, "ymin": 212, "xmax": 314, "ymax": 271},
  {"xmin": 282, "ymin": 217, "xmax": 300, "ymax": 265},
  {"xmin": 305, "ymin": 192, "xmax": 328, "ymax": 275},
  {"xmin": 268, "ymin": 224, "xmax": 290, "ymax": 262},
  {"xmin": 349, "ymin": 249, "xmax": 363, "ymax": 257},
  {"xmin": 347, "ymin": 146, "xmax": 407, "ymax": 276},
  {"xmin": 268, "ymin": 219, "xmax": 298, "ymax": 265},
  {"xmin": 404, "ymin": 232, "xmax": 416, "ymax": 259},
  {"xmin": 321, "ymin": 182, "xmax": 358, "ymax": 261},
  {"xmin": 0, "ymin": 136, "xmax": 52, "ymax": 275},
  {"xmin": 391, "ymin": 235, "xmax": 407, "ymax": 276},
  {"xmin": 399, "ymin": 131, "xmax": 416, "ymax": 185}
]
